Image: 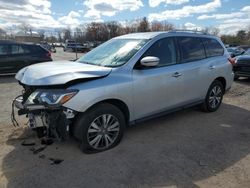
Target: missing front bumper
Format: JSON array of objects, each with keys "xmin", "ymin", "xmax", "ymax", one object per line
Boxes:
[{"xmin": 13, "ymin": 95, "xmax": 76, "ymax": 140}]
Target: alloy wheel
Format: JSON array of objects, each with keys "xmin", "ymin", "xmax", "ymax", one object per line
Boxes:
[
  {"xmin": 87, "ymin": 114, "xmax": 120, "ymax": 150},
  {"xmin": 208, "ymin": 85, "xmax": 223, "ymax": 109}
]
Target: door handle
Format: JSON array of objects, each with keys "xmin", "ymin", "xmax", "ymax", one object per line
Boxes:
[
  {"xmin": 172, "ymin": 72, "xmax": 182, "ymax": 77},
  {"xmin": 209, "ymin": 65, "xmax": 216, "ymax": 70}
]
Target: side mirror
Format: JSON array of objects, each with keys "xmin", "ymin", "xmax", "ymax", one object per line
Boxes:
[{"xmin": 140, "ymin": 56, "xmax": 159, "ymax": 67}]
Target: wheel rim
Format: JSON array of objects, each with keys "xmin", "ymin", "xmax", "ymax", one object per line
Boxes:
[
  {"xmin": 209, "ymin": 85, "xmax": 223, "ymax": 109},
  {"xmin": 87, "ymin": 114, "xmax": 120, "ymax": 150}
]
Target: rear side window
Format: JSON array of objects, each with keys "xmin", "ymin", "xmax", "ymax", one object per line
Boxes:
[
  {"xmin": 30, "ymin": 45, "xmax": 48, "ymax": 54},
  {"xmin": 202, "ymin": 38, "xmax": 224, "ymax": 57},
  {"xmin": 143, "ymin": 37, "xmax": 177, "ymax": 67},
  {"xmin": 178, "ymin": 37, "xmax": 206, "ymax": 63},
  {"xmin": 0, "ymin": 44, "xmax": 9, "ymax": 55},
  {"xmin": 11, "ymin": 44, "xmax": 31, "ymax": 54}
]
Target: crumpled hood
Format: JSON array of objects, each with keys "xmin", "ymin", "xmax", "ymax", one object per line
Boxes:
[{"xmin": 16, "ymin": 61, "xmax": 112, "ymax": 86}]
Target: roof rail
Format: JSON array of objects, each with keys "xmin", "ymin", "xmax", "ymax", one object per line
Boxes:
[{"xmin": 169, "ymin": 29, "xmax": 208, "ymax": 35}]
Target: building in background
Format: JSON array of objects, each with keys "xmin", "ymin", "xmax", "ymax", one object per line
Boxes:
[{"xmin": 15, "ymin": 31, "xmax": 41, "ymax": 43}]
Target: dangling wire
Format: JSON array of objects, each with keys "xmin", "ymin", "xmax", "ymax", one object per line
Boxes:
[{"xmin": 11, "ymin": 95, "xmax": 22, "ymax": 127}]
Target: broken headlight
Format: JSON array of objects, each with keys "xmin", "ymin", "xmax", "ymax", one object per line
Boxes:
[{"xmin": 26, "ymin": 89, "xmax": 78, "ymax": 105}]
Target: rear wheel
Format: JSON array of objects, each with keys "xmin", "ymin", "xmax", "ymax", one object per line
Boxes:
[
  {"xmin": 201, "ymin": 80, "xmax": 224, "ymax": 112},
  {"xmin": 74, "ymin": 103, "xmax": 125, "ymax": 153}
]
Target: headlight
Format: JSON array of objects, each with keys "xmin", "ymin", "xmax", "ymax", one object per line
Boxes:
[{"xmin": 26, "ymin": 89, "xmax": 78, "ymax": 105}]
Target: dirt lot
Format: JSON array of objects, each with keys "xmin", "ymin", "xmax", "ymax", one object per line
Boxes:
[{"xmin": 0, "ymin": 50, "xmax": 249, "ymax": 188}]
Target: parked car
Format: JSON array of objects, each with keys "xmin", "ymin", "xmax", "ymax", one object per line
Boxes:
[
  {"xmin": 0, "ymin": 40, "xmax": 52, "ymax": 74},
  {"xmin": 40, "ymin": 41, "xmax": 56, "ymax": 53},
  {"xmin": 233, "ymin": 48, "xmax": 250, "ymax": 79},
  {"xmin": 72, "ymin": 43, "xmax": 90, "ymax": 52},
  {"xmin": 14, "ymin": 31, "xmax": 234, "ymax": 153},
  {"xmin": 64, "ymin": 41, "xmax": 90, "ymax": 52},
  {"xmin": 227, "ymin": 47, "xmax": 245, "ymax": 58},
  {"xmin": 63, "ymin": 40, "xmax": 76, "ymax": 51}
]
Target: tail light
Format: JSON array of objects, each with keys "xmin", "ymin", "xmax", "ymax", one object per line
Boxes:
[
  {"xmin": 228, "ymin": 57, "xmax": 236, "ymax": 66},
  {"xmin": 46, "ymin": 51, "xmax": 51, "ymax": 58}
]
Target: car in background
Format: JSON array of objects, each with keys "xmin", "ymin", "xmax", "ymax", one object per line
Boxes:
[
  {"xmin": 72, "ymin": 43, "xmax": 90, "ymax": 52},
  {"xmin": 64, "ymin": 40, "xmax": 90, "ymax": 52},
  {"xmin": 40, "ymin": 41, "xmax": 56, "ymax": 53},
  {"xmin": 233, "ymin": 48, "xmax": 250, "ymax": 79},
  {"xmin": 227, "ymin": 47, "xmax": 245, "ymax": 58},
  {"xmin": 63, "ymin": 39, "xmax": 76, "ymax": 52},
  {"xmin": 0, "ymin": 40, "xmax": 52, "ymax": 74}
]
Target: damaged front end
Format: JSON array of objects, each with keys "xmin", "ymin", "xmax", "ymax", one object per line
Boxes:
[{"xmin": 13, "ymin": 85, "xmax": 78, "ymax": 141}]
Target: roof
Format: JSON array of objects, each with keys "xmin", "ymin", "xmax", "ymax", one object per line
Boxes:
[
  {"xmin": 0, "ymin": 40, "xmax": 38, "ymax": 45},
  {"xmin": 114, "ymin": 30, "xmax": 214, "ymax": 40},
  {"xmin": 115, "ymin": 32, "xmax": 166, "ymax": 39}
]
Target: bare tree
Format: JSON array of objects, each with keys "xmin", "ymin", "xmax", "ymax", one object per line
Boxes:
[
  {"xmin": 137, "ymin": 17, "xmax": 150, "ymax": 32},
  {"xmin": 202, "ymin": 27, "xmax": 220, "ymax": 36},
  {"xmin": 38, "ymin": 30, "xmax": 45, "ymax": 41},
  {"xmin": 63, "ymin": 28, "xmax": 72, "ymax": 41},
  {"xmin": 19, "ymin": 23, "xmax": 32, "ymax": 35},
  {"xmin": 0, "ymin": 28, "xmax": 6, "ymax": 39},
  {"xmin": 151, "ymin": 21, "xmax": 174, "ymax": 31}
]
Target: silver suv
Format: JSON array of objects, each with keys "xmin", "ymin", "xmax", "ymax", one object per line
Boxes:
[{"xmin": 14, "ymin": 31, "xmax": 234, "ymax": 153}]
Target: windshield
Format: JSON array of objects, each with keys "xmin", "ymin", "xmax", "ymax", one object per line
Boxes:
[{"xmin": 77, "ymin": 39, "xmax": 148, "ymax": 67}]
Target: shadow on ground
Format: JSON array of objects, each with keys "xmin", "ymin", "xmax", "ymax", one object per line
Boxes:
[
  {"xmin": 2, "ymin": 103, "xmax": 250, "ymax": 188},
  {"xmin": 235, "ymin": 77, "xmax": 250, "ymax": 86},
  {"xmin": 0, "ymin": 75, "xmax": 17, "ymax": 84}
]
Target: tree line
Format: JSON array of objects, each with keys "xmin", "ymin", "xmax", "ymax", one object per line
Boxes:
[{"xmin": 0, "ymin": 17, "xmax": 250, "ymax": 46}]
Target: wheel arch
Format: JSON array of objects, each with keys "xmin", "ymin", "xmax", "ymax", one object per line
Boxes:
[
  {"xmin": 214, "ymin": 77, "xmax": 226, "ymax": 92},
  {"xmin": 84, "ymin": 98, "xmax": 130, "ymax": 126}
]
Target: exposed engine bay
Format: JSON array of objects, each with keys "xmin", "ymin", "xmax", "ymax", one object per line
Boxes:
[{"xmin": 12, "ymin": 84, "xmax": 77, "ymax": 141}]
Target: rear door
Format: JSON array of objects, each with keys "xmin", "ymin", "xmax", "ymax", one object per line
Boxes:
[
  {"xmin": 176, "ymin": 36, "xmax": 208, "ymax": 103},
  {"xmin": 202, "ymin": 37, "xmax": 226, "ymax": 90},
  {"xmin": 29, "ymin": 45, "xmax": 52, "ymax": 63},
  {"xmin": 8, "ymin": 44, "xmax": 32, "ymax": 72},
  {"xmin": 0, "ymin": 43, "xmax": 11, "ymax": 74}
]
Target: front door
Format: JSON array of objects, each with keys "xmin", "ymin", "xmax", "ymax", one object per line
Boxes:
[{"xmin": 132, "ymin": 37, "xmax": 184, "ymax": 120}]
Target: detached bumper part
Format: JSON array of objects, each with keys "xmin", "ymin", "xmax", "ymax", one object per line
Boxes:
[{"xmin": 13, "ymin": 96, "xmax": 76, "ymax": 141}]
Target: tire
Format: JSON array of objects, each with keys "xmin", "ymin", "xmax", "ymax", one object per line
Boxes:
[
  {"xmin": 73, "ymin": 103, "xmax": 125, "ymax": 153},
  {"xmin": 201, "ymin": 80, "xmax": 224, "ymax": 112}
]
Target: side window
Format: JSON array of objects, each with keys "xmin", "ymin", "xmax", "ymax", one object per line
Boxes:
[
  {"xmin": 202, "ymin": 38, "xmax": 224, "ymax": 57},
  {"xmin": 0, "ymin": 44, "xmax": 9, "ymax": 55},
  {"xmin": 21, "ymin": 45, "xmax": 31, "ymax": 54},
  {"xmin": 11, "ymin": 45, "xmax": 31, "ymax": 54},
  {"xmin": 143, "ymin": 37, "xmax": 177, "ymax": 67},
  {"xmin": 178, "ymin": 37, "xmax": 206, "ymax": 63},
  {"xmin": 11, "ymin": 45, "xmax": 24, "ymax": 54}
]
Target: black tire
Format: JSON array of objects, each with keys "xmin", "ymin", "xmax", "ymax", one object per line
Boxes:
[
  {"xmin": 201, "ymin": 80, "xmax": 224, "ymax": 112},
  {"xmin": 73, "ymin": 103, "xmax": 125, "ymax": 153}
]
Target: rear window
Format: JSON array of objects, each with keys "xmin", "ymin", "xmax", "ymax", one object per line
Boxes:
[
  {"xmin": 202, "ymin": 38, "xmax": 224, "ymax": 57},
  {"xmin": 30, "ymin": 45, "xmax": 48, "ymax": 54},
  {"xmin": 178, "ymin": 37, "xmax": 206, "ymax": 63}
]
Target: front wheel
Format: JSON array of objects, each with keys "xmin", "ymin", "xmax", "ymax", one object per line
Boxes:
[
  {"xmin": 74, "ymin": 103, "xmax": 125, "ymax": 153},
  {"xmin": 201, "ymin": 80, "xmax": 224, "ymax": 112}
]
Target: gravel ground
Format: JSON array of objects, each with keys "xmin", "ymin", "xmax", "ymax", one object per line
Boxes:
[{"xmin": 0, "ymin": 50, "xmax": 249, "ymax": 188}]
